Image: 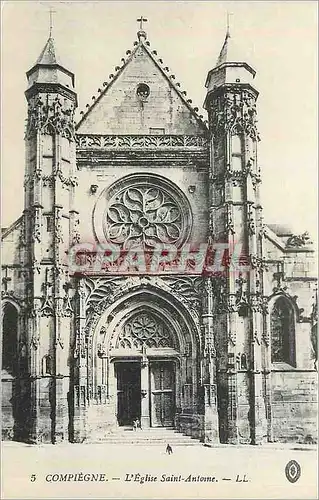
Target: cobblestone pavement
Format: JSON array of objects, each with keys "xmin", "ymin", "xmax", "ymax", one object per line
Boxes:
[{"xmin": 1, "ymin": 441, "xmax": 317, "ymax": 499}]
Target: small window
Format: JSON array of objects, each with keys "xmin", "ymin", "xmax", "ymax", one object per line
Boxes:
[{"xmin": 136, "ymin": 83, "xmax": 150, "ymax": 99}]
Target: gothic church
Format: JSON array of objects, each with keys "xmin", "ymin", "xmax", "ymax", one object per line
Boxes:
[{"xmin": 1, "ymin": 22, "xmax": 317, "ymax": 445}]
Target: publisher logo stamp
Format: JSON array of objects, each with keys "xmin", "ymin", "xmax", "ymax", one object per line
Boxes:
[{"xmin": 285, "ymin": 460, "xmax": 301, "ymax": 483}]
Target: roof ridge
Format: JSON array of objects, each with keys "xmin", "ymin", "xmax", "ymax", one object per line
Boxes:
[{"xmin": 76, "ymin": 36, "xmax": 208, "ymax": 131}]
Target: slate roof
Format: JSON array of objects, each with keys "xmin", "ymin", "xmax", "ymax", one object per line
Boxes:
[{"xmin": 35, "ymin": 37, "xmax": 60, "ymax": 66}]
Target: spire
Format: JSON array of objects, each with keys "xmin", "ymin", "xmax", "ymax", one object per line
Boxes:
[
  {"xmin": 33, "ymin": 7, "xmax": 59, "ymax": 66},
  {"xmin": 215, "ymin": 31, "xmax": 231, "ymax": 68},
  {"xmin": 35, "ymin": 36, "xmax": 60, "ymax": 66},
  {"xmin": 26, "ymin": 36, "xmax": 75, "ymax": 93}
]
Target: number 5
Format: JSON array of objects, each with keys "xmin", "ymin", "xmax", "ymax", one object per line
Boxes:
[{"xmin": 30, "ymin": 474, "xmax": 36, "ymax": 482}]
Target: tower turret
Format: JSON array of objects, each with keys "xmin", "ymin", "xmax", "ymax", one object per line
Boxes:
[
  {"xmin": 204, "ymin": 30, "xmax": 267, "ymax": 445},
  {"xmin": 204, "ymin": 29, "xmax": 256, "ymax": 95},
  {"xmin": 22, "ymin": 35, "xmax": 78, "ymax": 443}
]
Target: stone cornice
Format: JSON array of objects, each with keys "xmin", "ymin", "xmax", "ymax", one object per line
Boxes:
[
  {"xmin": 75, "ymin": 134, "xmax": 209, "ymax": 168},
  {"xmin": 76, "ymin": 150, "xmax": 209, "ymax": 169}
]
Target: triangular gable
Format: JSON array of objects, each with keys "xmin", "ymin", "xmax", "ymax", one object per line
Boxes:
[{"xmin": 76, "ymin": 39, "xmax": 207, "ymax": 136}]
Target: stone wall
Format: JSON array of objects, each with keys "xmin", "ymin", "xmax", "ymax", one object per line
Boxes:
[
  {"xmin": 271, "ymin": 370, "xmax": 317, "ymax": 443},
  {"xmin": 1, "ymin": 375, "xmax": 15, "ymax": 440}
]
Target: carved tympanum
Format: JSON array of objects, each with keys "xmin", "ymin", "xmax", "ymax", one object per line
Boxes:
[{"xmin": 116, "ymin": 312, "xmax": 175, "ymax": 349}]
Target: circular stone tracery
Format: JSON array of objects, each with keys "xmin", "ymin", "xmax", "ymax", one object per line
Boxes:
[
  {"xmin": 115, "ymin": 312, "xmax": 176, "ymax": 350},
  {"xmin": 93, "ymin": 174, "xmax": 192, "ymax": 249}
]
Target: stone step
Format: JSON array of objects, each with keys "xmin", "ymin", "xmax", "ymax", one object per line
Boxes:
[
  {"xmin": 98, "ymin": 428, "xmax": 202, "ymax": 446},
  {"xmin": 96, "ymin": 440, "xmax": 200, "ymax": 446}
]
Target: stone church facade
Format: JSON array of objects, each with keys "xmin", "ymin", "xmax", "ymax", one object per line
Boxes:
[{"xmin": 1, "ymin": 24, "xmax": 317, "ymax": 445}]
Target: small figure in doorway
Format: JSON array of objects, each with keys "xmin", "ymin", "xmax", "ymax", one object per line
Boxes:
[
  {"xmin": 166, "ymin": 443, "xmax": 173, "ymax": 454},
  {"xmin": 133, "ymin": 418, "xmax": 142, "ymax": 431}
]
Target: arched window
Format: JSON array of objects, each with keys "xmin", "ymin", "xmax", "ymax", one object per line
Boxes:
[
  {"xmin": 271, "ymin": 297, "xmax": 296, "ymax": 366},
  {"xmin": 2, "ymin": 303, "xmax": 18, "ymax": 376},
  {"xmin": 231, "ymin": 134, "xmax": 243, "ymax": 170}
]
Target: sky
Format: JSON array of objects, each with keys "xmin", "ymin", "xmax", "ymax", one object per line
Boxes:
[{"xmin": 1, "ymin": 1, "xmax": 318, "ymax": 241}]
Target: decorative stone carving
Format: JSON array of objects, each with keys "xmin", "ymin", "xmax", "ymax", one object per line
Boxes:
[
  {"xmin": 115, "ymin": 312, "xmax": 176, "ymax": 350},
  {"xmin": 76, "ymin": 134, "xmax": 208, "ymax": 149},
  {"xmin": 225, "ymin": 203, "xmax": 235, "ymax": 235},
  {"xmin": 41, "ymin": 269, "xmax": 54, "ymax": 317},
  {"xmin": 161, "ymin": 276, "xmax": 203, "ymax": 310},
  {"xmin": 249, "ymin": 254, "xmax": 268, "ymax": 271},
  {"xmin": 73, "ymin": 330, "xmax": 86, "ymax": 359},
  {"xmin": 209, "ymin": 88, "xmax": 259, "ymax": 140},
  {"xmin": 31, "ymin": 258, "xmax": 41, "ymax": 275},
  {"xmin": 94, "ymin": 174, "xmax": 192, "ymax": 249},
  {"xmin": 286, "ymin": 231, "xmax": 313, "ymax": 248},
  {"xmin": 30, "ymin": 335, "xmax": 40, "ymax": 350},
  {"xmin": 19, "ymin": 214, "xmax": 26, "ymax": 248},
  {"xmin": 72, "ymin": 217, "xmax": 81, "ymax": 245},
  {"xmin": 42, "ymin": 172, "xmax": 78, "ymax": 188},
  {"xmin": 62, "ymin": 282, "xmax": 74, "ymax": 316},
  {"xmin": 247, "ymin": 205, "xmax": 256, "ymax": 235},
  {"xmin": 31, "ymin": 206, "xmax": 42, "ymax": 243},
  {"xmin": 54, "ymin": 206, "xmax": 64, "ymax": 244},
  {"xmin": 272, "ymin": 264, "xmax": 287, "ymax": 294},
  {"xmin": 26, "ymin": 95, "xmax": 76, "ymax": 140},
  {"xmin": 107, "ymin": 187, "xmax": 182, "ymax": 248},
  {"xmin": 55, "ymin": 336, "xmax": 64, "ymax": 349}
]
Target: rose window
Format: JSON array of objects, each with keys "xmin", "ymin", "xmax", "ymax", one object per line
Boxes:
[
  {"xmin": 116, "ymin": 313, "xmax": 176, "ymax": 349},
  {"xmin": 93, "ymin": 174, "xmax": 192, "ymax": 249}
]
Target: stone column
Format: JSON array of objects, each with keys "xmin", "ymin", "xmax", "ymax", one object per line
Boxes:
[{"xmin": 140, "ymin": 355, "xmax": 150, "ymax": 428}]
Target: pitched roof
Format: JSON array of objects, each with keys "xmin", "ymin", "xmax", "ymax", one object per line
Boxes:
[
  {"xmin": 1, "ymin": 216, "xmax": 22, "ymax": 241},
  {"xmin": 76, "ymin": 32, "xmax": 207, "ymax": 132},
  {"xmin": 267, "ymin": 224, "xmax": 293, "ymax": 237}
]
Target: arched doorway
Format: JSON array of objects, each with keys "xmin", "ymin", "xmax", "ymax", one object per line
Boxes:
[
  {"xmin": 110, "ymin": 308, "xmax": 179, "ymax": 428},
  {"xmin": 85, "ymin": 287, "xmax": 200, "ymax": 437}
]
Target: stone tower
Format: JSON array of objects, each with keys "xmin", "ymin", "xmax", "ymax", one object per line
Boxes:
[
  {"xmin": 204, "ymin": 30, "xmax": 267, "ymax": 444},
  {"xmin": 23, "ymin": 36, "xmax": 78, "ymax": 443}
]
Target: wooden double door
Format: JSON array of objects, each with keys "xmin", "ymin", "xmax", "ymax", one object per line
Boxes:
[
  {"xmin": 149, "ymin": 361, "xmax": 175, "ymax": 427},
  {"xmin": 116, "ymin": 360, "xmax": 175, "ymax": 427}
]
